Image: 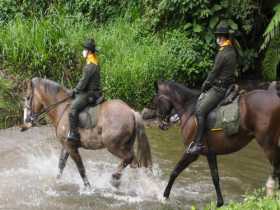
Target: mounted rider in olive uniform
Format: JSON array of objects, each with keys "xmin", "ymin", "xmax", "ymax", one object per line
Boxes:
[
  {"xmin": 67, "ymin": 39, "xmax": 102, "ymax": 141},
  {"xmin": 188, "ymin": 23, "xmax": 238, "ymax": 155}
]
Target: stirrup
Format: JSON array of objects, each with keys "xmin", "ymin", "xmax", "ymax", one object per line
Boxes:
[
  {"xmin": 186, "ymin": 142, "xmax": 195, "ymax": 153},
  {"xmin": 67, "ymin": 131, "xmax": 80, "ymax": 141},
  {"xmin": 186, "ymin": 141, "xmax": 204, "ymax": 154}
]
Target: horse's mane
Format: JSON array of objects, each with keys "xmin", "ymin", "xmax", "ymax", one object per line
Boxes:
[
  {"xmin": 163, "ymin": 80, "xmax": 200, "ymax": 114},
  {"xmin": 32, "ymin": 77, "xmax": 69, "ymax": 95}
]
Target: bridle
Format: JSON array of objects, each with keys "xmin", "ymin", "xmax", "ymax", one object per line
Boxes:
[
  {"xmin": 156, "ymin": 94, "xmax": 173, "ymax": 125},
  {"xmin": 24, "ymin": 82, "xmax": 71, "ymax": 124}
]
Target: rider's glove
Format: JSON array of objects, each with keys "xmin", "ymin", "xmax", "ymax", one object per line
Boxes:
[
  {"xmin": 201, "ymin": 81, "xmax": 211, "ymax": 92},
  {"xmin": 71, "ymin": 89, "xmax": 78, "ymax": 98}
]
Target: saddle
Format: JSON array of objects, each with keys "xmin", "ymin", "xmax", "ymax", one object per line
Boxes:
[
  {"xmin": 78, "ymin": 96, "xmax": 105, "ymax": 129},
  {"xmin": 206, "ymin": 84, "xmax": 242, "ymax": 136}
]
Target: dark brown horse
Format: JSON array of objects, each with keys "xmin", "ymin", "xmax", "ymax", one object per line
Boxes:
[
  {"xmin": 153, "ymin": 80, "xmax": 280, "ymax": 207},
  {"xmin": 21, "ymin": 78, "xmax": 152, "ymax": 187}
]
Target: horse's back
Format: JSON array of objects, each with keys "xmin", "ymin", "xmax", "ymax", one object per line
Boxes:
[{"xmin": 98, "ymin": 99, "xmax": 136, "ymax": 130}]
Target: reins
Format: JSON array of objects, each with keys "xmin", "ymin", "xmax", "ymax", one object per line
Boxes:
[
  {"xmin": 32, "ymin": 96, "xmax": 71, "ymax": 122},
  {"xmin": 26, "ymin": 80, "xmax": 71, "ymax": 123}
]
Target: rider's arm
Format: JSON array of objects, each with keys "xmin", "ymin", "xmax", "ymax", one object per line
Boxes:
[
  {"xmin": 75, "ymin": 65, "xmax": 94, "ymax": 92},
  {"xmin": 205, "ymin": 53, "xmax": 226, "ymax": 84}
]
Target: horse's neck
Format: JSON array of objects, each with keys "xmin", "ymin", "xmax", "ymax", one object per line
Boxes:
[
  {"xmin": 41, "ymin": 90, "xmax": 70, "ymax": 127},
  {"xmin": 169, "ymin": 90, "xmax": 198, "ymax": 118}
]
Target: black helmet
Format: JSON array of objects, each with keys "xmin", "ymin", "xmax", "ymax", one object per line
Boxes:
[
  {"xmin": 214, "ymin": 23, "xmax": 230, "ymax": 36},
  {"xmin": 82, "ymin": 39, "xmax": 98, "ymax": 52}
]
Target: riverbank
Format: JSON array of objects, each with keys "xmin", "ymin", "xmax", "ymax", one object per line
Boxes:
[
  {"xmin": 0, "ymin": 125, "xmax": 272, "ymax": 210},
  {"xmin": 203, "ymin": 189, "xmax": 280, "ymax": 210}
]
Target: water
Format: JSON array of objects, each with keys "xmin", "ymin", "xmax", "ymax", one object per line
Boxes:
[{"xmin": 0, "ymin": 125, "xmax": 271, "ymax": 210}]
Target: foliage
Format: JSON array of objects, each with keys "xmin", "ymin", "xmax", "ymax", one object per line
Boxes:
[
  {"xmin": 142, "ymin": 0, "xmax": 260, "ymax": 73},
  {"xmin": 261, "ymin": 4, "xmax": 280, "ymax": 50},
  {"xmin": 0, "ymin": 14, "xmax": 213, "ymax": 109},
  {"xmin": 0, "ymin": 74, "xmax": 21, "ymax": 128},
  {"xmin": 261, "ymin": 4, "xmax": 280, "ymax": 80},
  {"xmin": 262, "ymin": 37, "xmax": 280, "ymax": 80},
  {"xmin": 202, "ymin": 189, "xmax": 280, "ymax": 210}
]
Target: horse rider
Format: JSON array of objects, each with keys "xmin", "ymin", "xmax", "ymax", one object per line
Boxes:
[
  {"xmin": 67, "ymin": 38, "xmax": 102, "ymax": 141},
  {"xmin": 188, "ymin": 23, "xmax": 238, "ymax": 155}
]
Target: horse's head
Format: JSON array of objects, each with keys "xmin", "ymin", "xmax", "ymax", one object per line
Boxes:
[
  {"xmin": 21, "ymin": 78, "xmax": 44, "ymax": 131},
  {"xmin": 153, "ymin": 81, "xmax": 174, "ymax": 130}
]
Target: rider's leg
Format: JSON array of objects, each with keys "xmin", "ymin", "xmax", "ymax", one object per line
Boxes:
[
  {"xmin": 188, "ymin": 87, "xmax": 225, "ymax": 155},
  {"xmin": 68, "ymin": 94, "xmax": 88, "ymax": 141}
]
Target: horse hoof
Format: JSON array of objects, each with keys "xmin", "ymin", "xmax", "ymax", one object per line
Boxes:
[
  {"xmin": 111, "ymin": 179, "xmax": 121, "ymax": 188},
  {"xmin": 163, "ymin": 190, "xmax": 170, "ymax": 199},
  {"xmin": 112, "ymin": 172, "xmax": 121, "ymax": 180},
  {"xmin": 84, "ymin": 182, "xmax": 91, "ymax": 190},
  {"xmin": 111, "ymin": 174, "xmax": 121, "ymax": 188},
  {"xmin": 216, "ymin": 200, "xmax": 224, "ymax": 208}
]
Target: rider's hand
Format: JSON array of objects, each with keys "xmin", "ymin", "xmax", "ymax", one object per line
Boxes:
[
  {"xmin": 201, "ymin": 81, "xmax": 211, "ymax": 92},
  {"xmin": 71, "ymin": 89, "xmax": 77, "ymax": 98}
]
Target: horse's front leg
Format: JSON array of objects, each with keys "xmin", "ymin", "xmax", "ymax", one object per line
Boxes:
[
  {"xmin": 69, "ymin": 146, "xmax": 91, "ymax": 188},
  {"xmin": 164, "ymin": 152, "xmax": 198, "ymax": 198},
  {"xmin": 57, "ymin": 147, "xmax": 69, "ymax": 179},
  {"xmin": 207, "ymin": 152, "xmax": 223, "ymax": 207}
]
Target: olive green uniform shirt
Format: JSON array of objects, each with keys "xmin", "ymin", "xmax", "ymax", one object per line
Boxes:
[
  {"xmin": 75, "ymin": 63, "xmax": 102, "ymax": 98},
  {"xmin": 206, "ymin": 45, "xmax": 237, "ymax": 89}
]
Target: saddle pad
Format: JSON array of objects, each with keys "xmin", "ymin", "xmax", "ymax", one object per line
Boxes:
[
  {"xmin": 78, "ymin": 105, "xmax": 100, "ymax": 129},
  {"xmin": 207, "ymin": 97, "xmax": 240, "ymax": 136}
]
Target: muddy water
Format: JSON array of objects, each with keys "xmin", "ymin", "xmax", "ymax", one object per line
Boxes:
[{"xmin": 0, "ymin": 125, "xmax": 271, "ymax": 210}]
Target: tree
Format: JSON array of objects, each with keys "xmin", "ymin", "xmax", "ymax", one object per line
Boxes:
[{"xmin": 261, "ymin": 3, "xmax": 280, "ymax": 80}]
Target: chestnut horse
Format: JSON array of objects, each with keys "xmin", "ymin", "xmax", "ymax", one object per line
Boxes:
[
  {"xmin": 21, "ymin": 78, "xmax": 152, "ymax": 187},
  {"xmin": 153, "ymin": 80, "xmax": 280, "ymax": 207}
]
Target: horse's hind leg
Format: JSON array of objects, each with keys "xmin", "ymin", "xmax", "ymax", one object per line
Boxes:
[
  {"xmin": 68, "ymin": 146, "xmax": 90, "ymax": 188},
  {"xmin": 265, "ymin": 147, "xmax": 280, "ymax": 195},
  {"xmin": 112, "ymin": 154, "xmax": 134, "ymax": 180},
  {"xmin": 57, "ymin": 147, "xmax": 69, "ymax": 179},
  {"xmin": 207, "ymin": 152, "xmax": 223, "ymax": 207},
  {"xmin": 164, "ymin": 152, "xmax": 198, "ymax": 199}
]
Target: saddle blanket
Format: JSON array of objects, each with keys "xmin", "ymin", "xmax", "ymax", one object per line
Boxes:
[
  {"xmin": 207, "ymin": 96, "xmax": 240, "ymax": 136},
  {"xmin": 78, "ymin": 105, "xmax": 100, "ymax": 129}
]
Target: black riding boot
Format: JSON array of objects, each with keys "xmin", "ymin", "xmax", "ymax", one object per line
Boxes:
[
  {"xmin": 188, "ymin": 115, "xmax": 206, "ymax": 155},
  {"xmin": 67, "ymin": 112, "xmax": 80, "ymax": 141}
]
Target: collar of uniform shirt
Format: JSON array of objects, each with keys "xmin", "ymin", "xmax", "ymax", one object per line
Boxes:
[
  {"xmin": 86, "ymin": 53, "xmax": 98, "ymax": 65},
  {"xmin": 219, "ymin": 39, "xmax": 232, "ymax": 51}
]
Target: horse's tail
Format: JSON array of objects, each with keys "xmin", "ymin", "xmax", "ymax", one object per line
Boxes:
[{"xmin": 134, "ymin": 111, "xmax": 152, "ymax": 168}]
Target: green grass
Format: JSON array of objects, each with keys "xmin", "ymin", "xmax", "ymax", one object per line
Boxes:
[
  {"xmin": 0, "ymin": 9, "xmax": 214, "ymax": 128},
  {"xmin": 200, "ymin": 189, "xmax": 280, "ymax": 210},
  {"xmin": 0, "ymin": 12, "xmax": 213, "ymax": 109}
]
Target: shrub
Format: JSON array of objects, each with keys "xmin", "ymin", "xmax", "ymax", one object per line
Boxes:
[{"xmin": 0, "ymin": 15, "xmax": 214, "ymax": 109}]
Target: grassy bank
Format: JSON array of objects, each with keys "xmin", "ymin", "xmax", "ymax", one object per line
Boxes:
[
  {"xmin": 0, "ymin": 10, "xmax": 213, "ymax": 127},
  {"xmin": 200, "ymin": 189, "xmax": 280, "ymax": 210}
]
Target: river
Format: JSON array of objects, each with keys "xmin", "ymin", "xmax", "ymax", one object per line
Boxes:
[{"xmin": 0, "ymin": 125, "xmax": 271, "ymax": 210}]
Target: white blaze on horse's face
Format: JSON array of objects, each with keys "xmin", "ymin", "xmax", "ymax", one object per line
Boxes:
[
  {"xmin": 23, "ymin": 97, "xmax": 32, "ymax": 125},
  {"xmin": 23, "ymin": 97, "xmax": 29, "ymax": 123}
]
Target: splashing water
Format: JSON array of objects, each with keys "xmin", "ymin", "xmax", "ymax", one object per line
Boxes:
[{"xmin": 0, "ymin": 126, "xmax": 271, "ymax": 210}]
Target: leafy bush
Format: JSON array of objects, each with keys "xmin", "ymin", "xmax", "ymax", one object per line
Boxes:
[
  {"xmin": 0, "ymin": 14, "xmax": 214, "ymax": 108},
  {"xmin": 202, "ymin": 189, "xmax": 280, "ymax": 210},
  {"xmin": 0, "ymin": 74, "xmax": 21, "ymax": 128}
]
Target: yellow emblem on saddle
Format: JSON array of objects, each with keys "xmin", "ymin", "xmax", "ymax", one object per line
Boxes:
[{"xmin": 211, "ymin": 128, "xmax": 223, "ymax": 131}]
